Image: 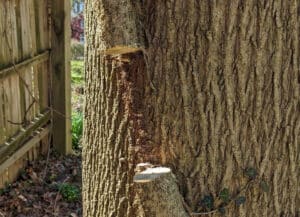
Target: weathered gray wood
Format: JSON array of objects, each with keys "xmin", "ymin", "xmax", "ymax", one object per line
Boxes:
[
  {"xmin": 0, "ymin": 127, "xmax": 49, "ymax": 175},
  {"xmin": 0, "ymin": 0, "xmax": 52, "ymax": 189},
  {"xmin": 51, "ymin": 0, "xmax": 72, "ymax": 154},
  {"xmin": 0, "ymin": 111, "xmax": 51, "ymax": 164},
  {"xmin": 0, "ymin": 51, "xmax": 49, "ymax": 79}
]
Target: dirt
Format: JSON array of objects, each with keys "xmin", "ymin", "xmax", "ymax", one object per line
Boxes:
[{"xmin": 0, "ymin": 151, "xmax": 82, "ymax": 217}]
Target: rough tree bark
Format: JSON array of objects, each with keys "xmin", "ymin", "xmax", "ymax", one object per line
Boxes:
[{"xmin": 83, "ymin": 1, "xmax": 300, "ymax": 217}]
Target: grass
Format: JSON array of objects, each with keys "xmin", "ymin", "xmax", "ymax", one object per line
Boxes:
[
  {"xmin": 71, "ymin": 60, "xmax": 84, "ymax": 150},
  {"xmin": 71, "ymin": 60, "xmax": 84, "ymax": 84},
  {"xmin": 58, "ymin": 183, "xmax": 81, "ymax": 202},
  {"xmin": 72, "ymin": 112, "xmax": 83, "ymax": 150}
]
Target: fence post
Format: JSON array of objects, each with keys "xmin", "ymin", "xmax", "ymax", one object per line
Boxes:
[{"xmin": 51, "ymin": 0, "xmax": 72, "ymax": 154}]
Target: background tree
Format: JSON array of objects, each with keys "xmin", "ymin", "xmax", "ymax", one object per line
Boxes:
[{"xmin": 83, "ymin": 1, "xmax": 299, "ymax": 216}]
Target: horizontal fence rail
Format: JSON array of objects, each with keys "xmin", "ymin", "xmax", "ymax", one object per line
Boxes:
[
  {"xmin": 0, "ymin": 51, "xmax": 50, "ymax": 79},
  {"xmin": 0, "ymin": 110, "xmax": 51, "ymax": 164}
]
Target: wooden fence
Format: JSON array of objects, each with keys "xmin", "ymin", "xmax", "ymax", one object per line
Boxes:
[{"xmin": 0, "ymin": 0, "xmax": 71, "ymax": 188}]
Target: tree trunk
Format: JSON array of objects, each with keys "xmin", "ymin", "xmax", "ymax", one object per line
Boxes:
[{"xmin": 83, "ymin": 1, "xmax": 300, "ymax": 217}]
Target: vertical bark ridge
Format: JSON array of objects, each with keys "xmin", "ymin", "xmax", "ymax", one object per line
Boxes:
[
  {"xmin": 84, "ymin": 2, "xmax": 135, "ymax": 216},
  {"xmin": 142, "ymin": 0, "xmax": 299, "ymax": 216},
  {"xmin": 84, "ymin": 0, "xmax": 300, "ymax": 216}
]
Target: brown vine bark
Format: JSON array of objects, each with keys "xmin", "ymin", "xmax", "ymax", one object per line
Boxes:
[{"xmin": 83, "ymin": 1, "xmax": 300, "ymax": 216}]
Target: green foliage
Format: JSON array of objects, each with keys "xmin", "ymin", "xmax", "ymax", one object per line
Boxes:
[
  {"xmin": 193, "ymin": 166, "xmax": 270, "ymax": 215},
  {"xmin": 72, "ymin": 112, "xmax": 83, "ymax": 149},
  {"xmin": 244, "ymin": 167, "xmax": 257, "ymax": 180},
  {"xmin": 71, "ymin": 60, "xmax": 83, "ymax": 149},
  {"xmin": 49, "ymin": 174, "xmax": 57, "ymax": 182},
  {"xmin": 58, "ymin": 183, "xmax": 80, "ymax": 202},
  {"xmin": 71, "ymin": 60, "xmax": 84, "ymax": 84},
  {"xmin": 0, "ymin": 183, "xmax": 11, "ymax": 196},
  {"xmin": 218, "ymin": 207, "xmax": 226, "ymax": 215},
  {"xmin": 0, "ymin": 63, "xmax": 8, "ymax": 71},
  {"xmin": 235, "ymin": 196, "xmax": 246, "ymax": 206},
  {"xmin": 19, "ymin": 169, "xmax": 26, "ymax": 178},
  {"xmin": 219, "ymin": 188, "xmax": 230, "ymax": 204},
  {"xmin": 71, "ymin": 41, "xmax": 84, "ymax": 60},
  {"xmin": 200, "ymin": 195, "xmax": 214, "ymax": 210}
]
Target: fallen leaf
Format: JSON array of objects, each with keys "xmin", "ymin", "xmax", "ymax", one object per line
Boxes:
[
  {"xmin": 18, "ymin": 195, "xmax": 27, "ymax": 202},
  {"xmin": 29, "ymin": 171, "xmax": 40, "ymax": 183}
]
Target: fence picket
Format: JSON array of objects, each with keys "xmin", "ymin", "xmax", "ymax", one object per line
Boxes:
[{"xmin": 0, "ymin": 0, "xmax": 52, "ymax": 187}]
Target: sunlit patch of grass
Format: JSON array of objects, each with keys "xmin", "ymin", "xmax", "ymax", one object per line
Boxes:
[
  {"xmin": 72, "ymin": 112, "xmax": 83, "ymax": 150},
  {"xmin": 71, "ymin": 60, "xmax": 84, "ymax": 84}
]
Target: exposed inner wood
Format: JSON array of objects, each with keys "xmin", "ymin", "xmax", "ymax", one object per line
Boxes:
[
  {"xmin": 134, "ymin": 167, "xmax": 171, "ymax": 183},
  {"xmin": 103, "ymin": 45, "xmax": 143, "ymax": 55}
]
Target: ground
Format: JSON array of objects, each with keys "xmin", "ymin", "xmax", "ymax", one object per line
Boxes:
[
  {"xmin": 0, "ymin": 152, "xmax": 82, "ymax": 217},
  {"xmin": 0, "ymin": 60, "xmax": 84, "ymax": 217}
]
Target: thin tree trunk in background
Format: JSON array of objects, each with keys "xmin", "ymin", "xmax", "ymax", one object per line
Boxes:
[{"xmin": 83, "ymin": 1, "xmax": 300, "ymax": 216}]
